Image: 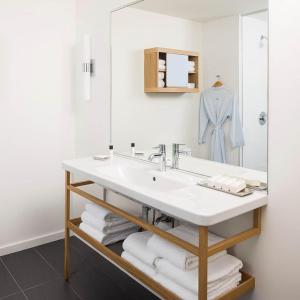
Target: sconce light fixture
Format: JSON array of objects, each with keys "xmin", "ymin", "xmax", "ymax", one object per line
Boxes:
[{"xmin": 82, "ymin": 35, "xmax": 95, "ymax": 101}]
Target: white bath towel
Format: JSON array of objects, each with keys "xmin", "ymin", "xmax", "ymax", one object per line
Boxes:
[
  {"xmin": 188, "ymin": 60, "xmax": 195, "ymax": 66},
  {"xmin": 155, "ymin": 255, "xmax": 242, "ymax": 294},
  {"xmin": 156, "ymin": 273, "xmax": 239, "ymax": 300},
  {"xmin": 158, "ymin": 72, "xmax": 165, "ymax": 80},
  {"xmin": 79, "ymin": 222, "xmax": 138, "ymax": 246},
  {"xmin": 85, "ymin": 203, "xmax": 128, "ymax": 223},
  {"xmin": 158, "ymin": 79, "xmax": 165, "ymax": 88},
  {"xmin": 81, "ymin": 211, "xmax": 138, "ymax": 235},
  {"xmin": 147, "ymin": 225, "xmax": 226, "ymax": 270},
  {"xmin": 123, "ymin": 231, "xmax": 157, "ymax": 267},
  {"xmin": 121, "ymin": 251, "xmax": 156, "ymax": 278}
]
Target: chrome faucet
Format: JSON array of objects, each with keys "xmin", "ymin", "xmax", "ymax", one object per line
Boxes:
[
  {"xmin": 172, "ymin": 143, "xmax": 190, "ymax": 169},
  {"xmin": 148, "ymin": 144, "xmax": 167, "ymax": 171}
]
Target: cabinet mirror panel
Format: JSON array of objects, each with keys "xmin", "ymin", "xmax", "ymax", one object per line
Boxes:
[{"xmin": 111, "ymin": 0, "xmax": 268, "ymax": 180}]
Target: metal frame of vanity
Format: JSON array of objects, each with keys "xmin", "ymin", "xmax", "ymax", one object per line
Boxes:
[{"xmin": 64, "ymin": 171, "xmax": 262, "ymax": 300}]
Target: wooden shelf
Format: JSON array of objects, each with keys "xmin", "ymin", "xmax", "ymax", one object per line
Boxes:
[
  {"xmin": 65, "ymin": 175, "xmax": 261, "ymax": 300},
  {"xmin": 144, "ymin": 47, "xmax": 200, "ymax": 93},
  {"xmin": 68, "ymin": 218, "xmax": 255, "ymax": 300}
]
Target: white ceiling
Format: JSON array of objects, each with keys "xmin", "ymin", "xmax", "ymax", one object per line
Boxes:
[{"xmin": 133, "ymin": 0, "xmax": 268, "ymax": 22}]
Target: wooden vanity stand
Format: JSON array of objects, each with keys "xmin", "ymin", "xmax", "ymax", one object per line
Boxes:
[{"xmin": 64, "ymin": 171, "xmax": 261, "ymax": 300}]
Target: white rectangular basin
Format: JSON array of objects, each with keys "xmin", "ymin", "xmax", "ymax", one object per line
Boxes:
[{"xmin": 96, "ymin": 163, "xmax": 189, "ymax": 193}]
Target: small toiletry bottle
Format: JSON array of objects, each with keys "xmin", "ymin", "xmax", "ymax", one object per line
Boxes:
[
  {"xmin": 109, "ymin": 145, "xmax": 114, "ymax": 158},
  {"xmin": 131, "ymin": 143, "xmax": 135, "ymax": 156}
]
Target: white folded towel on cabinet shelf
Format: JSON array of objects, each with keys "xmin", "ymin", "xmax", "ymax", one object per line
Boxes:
[
  {"xmin": 81, "ymin": 211, "xmax": 138, "ymax": 234},
  {"xmin": 155, "ymin": 254, "xmax": 243, "ymax": 294},
  {"xmin": 147, "ymin": 225, "xmax": 226, "ymax": 270},
  {"xmin": 79, "ymin": 222, "xmax": 138, "ymax": 246},
  {"xmin": 122, "ymin": 231, "xmax": 157, "ymax": 267},
  {"xmin": 121, "ymin": 251, "xmax": 156, "ymax": 278},
  {"xmin": 121, "ymin": 230, "xmax": 242, "ymax": 300},
  {"xmin": 156, "ymin": 273, "xmax": 240, "ymax": 300},
  {"xmin": 85, "ymin": 203, "xmax": 127, "ymax": 224}
]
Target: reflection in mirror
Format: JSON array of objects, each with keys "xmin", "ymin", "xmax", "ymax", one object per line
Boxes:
[{"xmin": 111, "ymin": 0, "xmax": 268, "ymax": 179}]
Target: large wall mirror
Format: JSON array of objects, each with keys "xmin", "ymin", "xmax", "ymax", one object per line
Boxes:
[{"xmin": 111, "ymin": 0, "xmax": 268, "ymax": 180}]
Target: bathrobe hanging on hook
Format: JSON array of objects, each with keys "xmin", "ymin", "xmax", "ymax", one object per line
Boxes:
[{"xmin": 198, "ymin": 87, "xmax": 244, "ymax": 163}]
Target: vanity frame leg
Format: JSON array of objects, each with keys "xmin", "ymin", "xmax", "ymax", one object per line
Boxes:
[
  {"xmin": 64, "ymin": 171, "xmax": 71, "ymax": 280},
  {"xmin": 199, "ymin": 226, "xmax": 208, "ymax": 300}
]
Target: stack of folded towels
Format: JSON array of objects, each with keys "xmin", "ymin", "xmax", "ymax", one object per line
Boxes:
[
  {"xmin": 122, "ymin": 225, "xmax": 243, "ymax": 300},
  {"xmin": 188, "ymin": 60, "xmax": 196, "ymax": 73},
  {"xmin": 79, "ymin": 203, "xmax": 139, "ymax": 246}
]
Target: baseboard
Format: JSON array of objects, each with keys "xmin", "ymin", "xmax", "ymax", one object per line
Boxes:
[{"xmin": 0, "ymin": 230, "xmax": 65, "ymax": 256}]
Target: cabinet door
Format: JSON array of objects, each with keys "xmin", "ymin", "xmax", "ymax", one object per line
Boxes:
[{"xmin": 166, "ymin": 54, "xmax": 188, "ymax": 87}]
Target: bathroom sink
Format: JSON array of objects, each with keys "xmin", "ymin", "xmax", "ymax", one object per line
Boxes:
[
  {"xmin": 63, "ymin": 155, "xmax": 267, "ymax": 226},
  {"xmin": 97, "ymin": 163, "xmax": 189, "ymax": 193}
]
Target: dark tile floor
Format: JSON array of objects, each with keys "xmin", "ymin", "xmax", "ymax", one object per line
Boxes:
[{"xmin": 0, "ymin": 237, "xmax": 159, "ymax": 300}]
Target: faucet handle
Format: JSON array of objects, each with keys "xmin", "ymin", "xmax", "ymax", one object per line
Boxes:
[
  {"xmin": 154, "ymin": 144, "xmax": 166, "ymax": 153},
  {"xmin": 172, "ymin": 143, "xmax": 185, "ymax": 151}
]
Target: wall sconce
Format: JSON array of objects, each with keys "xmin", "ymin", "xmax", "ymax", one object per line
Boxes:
[{"xmin": 82, "ymin": 35, "xmax": 95, "ymax": 101}]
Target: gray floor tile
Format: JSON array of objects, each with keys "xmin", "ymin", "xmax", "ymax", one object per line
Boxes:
[
  {"xmin": 2, "ymin": 249, "xmax": 58, "ymax": 290},
  {"xmin": 0, "ymin": 260, "xmax": 20, "ymax": 298},
  {"xmin": 25, "ymin": 279, "xmax": 80, "ymax": 300}
]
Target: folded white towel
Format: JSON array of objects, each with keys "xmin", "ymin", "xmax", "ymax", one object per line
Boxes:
[
  {"xmin": 188, "ymin": 60, "xmax": 195, "ymax": 66},
  {"xmin": 158, "ymin": 72, "xmax": 165, "ymax": 80},
  {"xmin": 81, "ymin": 211, "xmax": 138, "ymax": 235},
  {"xmin": 156, "ymin": 274, "xmax": 197, "ymax": 300},
  {"xmin": 122, "ymin": 231, "xmax": 157, "ymax": 267},
  {"xmin": 158, "ymin": 79, "xmax": 165, "ymax": 88},
  {"xmin": 147, "ymin": 225, "xmax": 226, "ymax": 270},
  {"xmin": 79, "ymin": 222, "xmax": 138, "ymax": 246},
  {"xmin": 121, "ymin": 251, "xmax": 156, "ymax": 278},
  {"xmin": 189, "ymin": 67, "xmax": 196, "ymax": 73},
  {"xmin": 155, "ymin": 255, "xmax": 243, "ymax": 294},
  {"xmin": 85, "ymin": 203, "xmax": 127, "ymax": 223},
  {"xmin": 156, "ymin": 273, "xmax": 239, "ymax": 300}
]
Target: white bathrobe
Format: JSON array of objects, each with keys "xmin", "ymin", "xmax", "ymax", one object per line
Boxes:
[{"xmin": 198, "ymin": 87, "xmax": 244, "ymax": 163}]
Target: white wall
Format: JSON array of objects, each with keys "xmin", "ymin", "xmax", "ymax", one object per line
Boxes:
[
  {"xmin": 75, "ymin": 0, "xmax": 300, "ymax": 299},
  {"xmin": 0, "ymin": 0, "xmax": 76, "ymax": 255},
  {"xmin": 201, "ymin": 16, "xmax": 241, "ymax": 165},
  {"xmin": 112, "ymin": 8, "xmax": 202, "ymax": 154}
]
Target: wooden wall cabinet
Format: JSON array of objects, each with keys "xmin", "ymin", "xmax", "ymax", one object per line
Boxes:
[{"xmin": 144, "ymin": 47, "xmax": 200, "ymax": 93}]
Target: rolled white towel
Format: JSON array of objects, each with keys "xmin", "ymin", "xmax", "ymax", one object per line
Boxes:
[
  {"xmin": 81, "ymin": 211, "xmax": 138, "ymax": 235},
  {"xmin": 158, "ymin": 79, "xmax": 165, "ymax": 88},
  {"xmin": 79, "ymin": 222, "xmax": 138, "ymax": 246},
  {"xmin": 158, "ymin": 72, "xmax": 165, "ymax": 80},
  {"xmin": 159, "ymin": 59, "xmax": 166, "ymax": 66},
  {"xmin": 147, "ymin": 225, "xmax": 226, "ymax": 270},
  {"xmin": 121, "ymin": 251, "xmax": 156, "ymax": 278},
  {"xmin": 155, "ymin": 254, "xmax": 243, "ymax": 294},
  {"xmin": 123, "ymin": 231, "xmax": 157, "ymax": 267},
  {"xmin": 188, "ymin": 83, "xmax": 196, "ymax": 89}
]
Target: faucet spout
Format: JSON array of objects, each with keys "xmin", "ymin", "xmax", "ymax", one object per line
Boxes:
[{"xmin": 148, "ymin": 144, "xmax": 167, "ymax": 172}]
